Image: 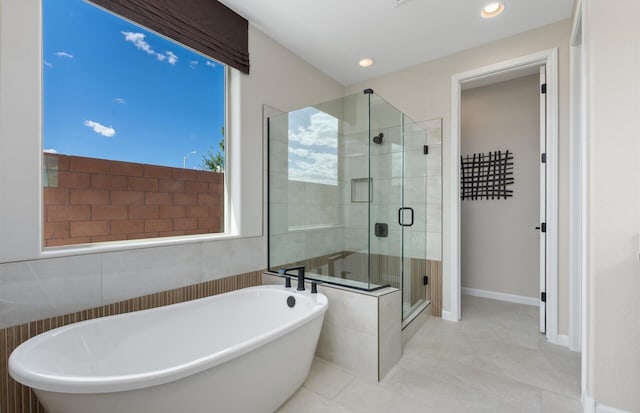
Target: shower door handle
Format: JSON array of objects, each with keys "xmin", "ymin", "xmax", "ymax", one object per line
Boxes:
[{"xmin": 398, "ymin": 207, "xmax": 414, "ymax": 227}]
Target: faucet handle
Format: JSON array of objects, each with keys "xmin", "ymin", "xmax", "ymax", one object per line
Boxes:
[
  {"xmin": 285, "ymin": 276, "xmax": 292, "ymax": 288},
  {"xmin": 311, "ymin": 281, "xmax": 319, "ymax": 294}
]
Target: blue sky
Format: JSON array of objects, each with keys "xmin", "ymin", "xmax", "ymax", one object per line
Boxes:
[{"xmin": 43, "ymin": 0, "xmax": 225, "ymax": 170}]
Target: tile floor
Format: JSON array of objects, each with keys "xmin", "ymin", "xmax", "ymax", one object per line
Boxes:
[{"xmin": 278, "ymin": 295, "xmax": 582, "ymax": 413}]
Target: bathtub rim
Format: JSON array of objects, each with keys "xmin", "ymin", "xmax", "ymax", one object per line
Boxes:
[{"xmin": 9, "ymin": 285, "xmax": 327, "ymax": 394}]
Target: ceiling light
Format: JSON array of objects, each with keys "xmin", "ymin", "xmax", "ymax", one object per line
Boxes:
[
  {"xmin": 358, "ymin": 58, "xmax": 374, "ymax": 67},
  {"xmin": 481, "ymin": 2, "xmax": 505, "ymax": 18}
]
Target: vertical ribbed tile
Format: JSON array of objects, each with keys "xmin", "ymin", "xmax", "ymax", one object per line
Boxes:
[{"xmin": 430, "ymin": 260, "xmax": 443, "ymax": 317}]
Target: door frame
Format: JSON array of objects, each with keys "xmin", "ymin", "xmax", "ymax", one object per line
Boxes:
[{"xmin": 447, "ymin": 49, "xmax": 560, "ymax": 345}]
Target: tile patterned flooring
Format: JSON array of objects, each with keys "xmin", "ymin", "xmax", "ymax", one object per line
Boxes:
[{"xmin": 278, "ymin": 295, "xmax": 582, "ymax": 413}]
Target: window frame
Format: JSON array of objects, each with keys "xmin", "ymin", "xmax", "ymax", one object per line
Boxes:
[{"xmin": 0, "ymin": 0, "xmax": 252, "ymax": 263}]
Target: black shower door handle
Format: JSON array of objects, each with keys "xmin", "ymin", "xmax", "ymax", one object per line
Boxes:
[{"xmin": 398, "ymin": 207, "xmax": 414, "ymax": 227}]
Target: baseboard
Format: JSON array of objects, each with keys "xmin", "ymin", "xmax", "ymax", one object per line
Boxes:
[
  {"xmin": 583, "ymin": 394, "xmax": 596, "ymax": 413},
  {"xmin": 441, "ymin": 310, "xmax": 457, "ymax": 322},
  {"xmin": 557, "ymin": 334, "xmax": 570, "ymax": 348},
  {"xmin": 462, "ymin": 287, "xmax": 539, "ymax": 306},
  {"xmin": 584, "ymin": 393, "xmax": 631, "ymax": 413},
  {"xmin": 597, "ymin": 403, "xmax": 631, "ymax": 413}
]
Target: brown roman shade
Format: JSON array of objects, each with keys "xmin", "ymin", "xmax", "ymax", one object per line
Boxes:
[{"xmin": 89, "ymin": 0, "xmax": 249, "ymax": 74}]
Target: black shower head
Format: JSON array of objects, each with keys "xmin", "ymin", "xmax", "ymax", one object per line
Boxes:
[{"xmin": 372, "ymin": 133, "xmax": 384, "ymax": 144}]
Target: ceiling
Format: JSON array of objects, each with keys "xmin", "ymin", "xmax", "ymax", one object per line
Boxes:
[{"xmin": 219, "ymin": 0, "xmax": 574, "ymax": 86}]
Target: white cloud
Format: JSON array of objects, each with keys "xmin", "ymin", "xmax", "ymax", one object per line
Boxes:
[
  {"xmin": 44, "ymin": 61, "xmax": 53, "ymax": 68},
  {"xmin": 43, "ymin": 148, "xmax": 57, "ymax": 154},
  {"xmin": 121, "ymin": 31, "xmax": 179, "ymax": 65},
  {"xmin": 54, "ymin": 51, "xmax": 74, "ymax": 58},
  {"xmin": 165, "ymin": 51, "xmax": 178, "ymax": 65},
  {"xmin": 205, "ymin": 61, "xmax": 217, "ymax": 68},
  {"xmin": 190, "ymin": 60, "xmax": 199, "ymax": 68},
  {"xmin": 121, "ymin": 31, "xmax": 154, "ymax": 54},
  {"xmin": 113, "ymin": 98, "xmax": 126, "ymax": 104},
  {"xmin": 84, "ymin": 120, "xmax": 116, "ymax": 138}
]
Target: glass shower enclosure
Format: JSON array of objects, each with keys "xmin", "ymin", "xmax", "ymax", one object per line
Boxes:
[{"xmin": 268, "ymin": 90, "xmax": 430, "ymax": 321}]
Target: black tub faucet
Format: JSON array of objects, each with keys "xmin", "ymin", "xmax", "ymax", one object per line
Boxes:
[{"xmin": 279, "ymin": 266, "xmax": 306, "ymax": 291}]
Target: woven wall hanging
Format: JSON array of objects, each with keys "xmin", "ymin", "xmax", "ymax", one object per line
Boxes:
[{"xmin": 461, "ymin": 150, "xmax": 514, "ymax": 200}]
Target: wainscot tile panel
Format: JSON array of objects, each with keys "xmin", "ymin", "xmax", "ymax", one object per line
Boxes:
[{"xmin": 0, "ymin": 270, "xmax": 263, "ymax": 413}]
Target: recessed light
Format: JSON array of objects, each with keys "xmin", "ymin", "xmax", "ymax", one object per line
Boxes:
[
  {"xmin": 358, "ymin": 58, "xmax": 374, "ymax": 67},
  {"xmin": 481, "ymin": 2, "xmax": 505, "ymax": 18}
]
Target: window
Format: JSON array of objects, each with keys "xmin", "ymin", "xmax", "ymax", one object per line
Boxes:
[{"xmin": 42, "ymin": 0, "xmax": 227, "ymax": 247}]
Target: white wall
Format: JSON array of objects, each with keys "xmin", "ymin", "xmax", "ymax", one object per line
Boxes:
[
  {"xmin": 0, "ymin": 0, "xmax": 344, "ymax": 329},
  {"xmin": 461, "ymin": 75, "xmax": 540, "ymax": 299},
  {"xmin": 584, "ymin": 0, "xmax": 640, "ymax": 411},
  {"xmin": 346, "ymin": 19, "xmax": 572, "ymax": 333}
]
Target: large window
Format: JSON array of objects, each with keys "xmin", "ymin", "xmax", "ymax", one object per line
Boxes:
[{"xmin": 42, "ymin": 0, "xmax": 227, "ymax": 247}]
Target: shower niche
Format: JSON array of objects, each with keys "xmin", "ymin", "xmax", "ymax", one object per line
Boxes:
[{"xmin": 268, "ymin": 90, "xmax": 442, "ymax": 323}]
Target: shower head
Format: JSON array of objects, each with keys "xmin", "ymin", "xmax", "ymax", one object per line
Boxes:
[{"xmin": 372, "ymin": 133, "xmax": 384, "ymax": 145}]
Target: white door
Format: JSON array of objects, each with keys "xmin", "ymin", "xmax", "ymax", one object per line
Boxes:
[{"xmin": 539, "ymin": 65, "xmax": 547, "ymax": 334}]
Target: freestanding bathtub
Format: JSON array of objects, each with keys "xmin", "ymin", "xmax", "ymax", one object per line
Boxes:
[{"xmin": 9, "ymin": 284, "xmax": 328, "ymax": 413}]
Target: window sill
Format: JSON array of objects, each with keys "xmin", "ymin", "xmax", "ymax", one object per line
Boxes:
[{"xmin": 38, "ymin": 231, "xmax": 251, "ymax": 260}]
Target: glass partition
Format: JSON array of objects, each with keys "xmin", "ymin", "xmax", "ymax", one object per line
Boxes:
[{"xmin": 268, "ymin": 91, "xmax": 435, "ymax": 319}]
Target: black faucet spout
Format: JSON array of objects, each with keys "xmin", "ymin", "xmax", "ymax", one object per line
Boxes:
[{"xmin": 279, "ymin": 266, "xmax": 306, "ymax": 291}]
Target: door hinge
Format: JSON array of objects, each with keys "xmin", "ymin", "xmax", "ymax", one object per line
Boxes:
[
  {"xmin": 541, "ymin": 292, "xmax": 547, "ymax": 302},
  {"xmin": 541, "ymin": 83, "xmax": 547, "ymax": 94},
  {"xmin": 423, "ymin": 145, "xmax": 429, "ymax": 155},
  {"xmin": 541, "ymin": 153, "xmax": 546, "ymax": 163},
  {"xmin": 423, "ymin": 275, "xmax": 429, "ymax": 285},
  {"xmin": 541, "ymin": 222, "xmax": 546, "ymax": 233}
]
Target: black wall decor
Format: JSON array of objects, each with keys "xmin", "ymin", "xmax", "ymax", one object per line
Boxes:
[{"xmin": 461, "ymin": 150, "xmax": 514, "ymax": 200}]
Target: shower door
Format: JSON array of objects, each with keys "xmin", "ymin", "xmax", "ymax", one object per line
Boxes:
[
  {"xmin": 368, "ymin": 94, "xmax": 428, "ymax": 320},
  {"xmin": 401, "ymin": 116, "xmax": 428, "ymax": 320}
]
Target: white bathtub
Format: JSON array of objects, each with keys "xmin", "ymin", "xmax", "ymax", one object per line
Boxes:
[{"xmin": 9, "ymin": 284, "xmax": 328, "ymax": 413}]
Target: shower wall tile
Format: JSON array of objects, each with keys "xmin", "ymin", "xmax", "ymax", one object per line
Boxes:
[
  {"xmin": 427, "ymin": 202, "xmax": 442, "ymax": 233},
  {"xmin": 101, "ymin": 243, "xmax": 201, "ymax": 305},
  {"xmin": 406, "ymin": 231, "xmax": 427, "ymax": 259},
  {"xmin": 405, "ymin": 148, "xmax": 428, "ymax": 178},
  {"xmin": 269, "ymin": 202, "xmax": 289, "ymax": 235},
  {"xmin": 426, "ymin": 176, "xmax": 442, "ymax": 204},
  {"xmin": 269, "ymin": 171, "xmax": 289, "ymax": 201},
  {"xmin": 344, "ymin": 228, "xmax": 368, "ymax": 252},
  {"xmin": 342, "ymin": 132, "xmax": 368, "ymax": 158},
  {"xmin": 0, "ymin": 255, "xmax": 102, "ymax": 329},
  {"xmin": 268, "ymin": 139, "xmax": 289, "ymax": 173},
  {"xmin": 270, "ymin": 232, "xmax": 306, "ymax": 267},
  {"xmin": 426, "ymin": 143, "xmax": 442, "ymax": 177},
  {"xmin": 427, "ymin": 233, "xmax": 442, "ymax": 261},
  {"xmin": 306, "ymin": 228, "xmax": 344, "ymax": 258}
]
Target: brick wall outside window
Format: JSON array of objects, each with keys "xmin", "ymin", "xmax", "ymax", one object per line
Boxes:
[{"xmin": 43, "ymin": 154, "xmax": 224, "ymax": 247}]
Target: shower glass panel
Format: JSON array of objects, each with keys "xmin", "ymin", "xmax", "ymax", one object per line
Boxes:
[{"xmin": 268, "ymin": 91, "xmax": 429, "ymax": 320}]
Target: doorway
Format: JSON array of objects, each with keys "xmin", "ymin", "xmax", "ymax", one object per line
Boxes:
[
  {"xmin": 460, "ymin": 71, "xmax": 546, "ymax": 331},
  {"xmin": 448, "ymin": 49, "xmax": 560, "ymax": 345}
]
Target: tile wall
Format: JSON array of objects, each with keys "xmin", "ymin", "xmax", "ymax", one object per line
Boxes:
[{"xmin": 0, "ymin": 236, "xmax": 264, "ymax": 329}]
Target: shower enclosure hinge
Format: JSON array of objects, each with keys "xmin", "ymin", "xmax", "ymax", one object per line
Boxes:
[
  {"xmin": 363, "ymin": 88, "xmax": 374, "ymax": 94},
  {"xmin": 541, "ymin": 153, "xmax": 546, "ymax": 163},
  {"xmin": 423, "ymin": 275, "xmax": 429, "ymax": 285},
  {"xmin": 541, "ymin": 222, "xmax": 547, "ymax": 233},
  {"xmin": 541, "ymin": 292, "xmax": 547, "ymax": 302},
  {"xmin": 541, "ymin": 83, "xmax": 547, "ymax": 94},
  {"xmin": 423, "ymin": 145, "xmax": 429, "ymax": 155}
]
